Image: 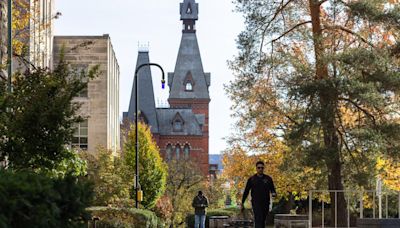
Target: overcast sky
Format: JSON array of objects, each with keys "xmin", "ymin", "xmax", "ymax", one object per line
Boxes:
[{"xmin": 54, "ymin": 0, "xmax": 244, "ymax": 154}]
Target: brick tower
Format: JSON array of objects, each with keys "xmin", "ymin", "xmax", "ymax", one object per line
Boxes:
[{"xmin": 124, "ymin": 0, "xmax": 210, "ymax": 175}]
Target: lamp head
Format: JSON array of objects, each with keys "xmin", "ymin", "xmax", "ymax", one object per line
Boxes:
[{"xmin": 161, "ymin": 79, "xmax": 166, "ymax": 89}]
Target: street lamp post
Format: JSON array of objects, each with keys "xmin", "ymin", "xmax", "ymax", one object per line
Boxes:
[
  {"xmin": 7, "ymin": 0, "xmax": 12, "ymax": 92},
  {"xmin": 134, "ymin": 63, "xmax": 165, "ymax": 209}
]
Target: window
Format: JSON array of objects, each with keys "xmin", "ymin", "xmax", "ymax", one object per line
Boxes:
[
  {"xmin": 172, "ymin": 112, "xmax": 184, "ymax": 132},
  {"xmin": 184, "ymin": 144, "xmax": 190, "ymax": 158},
  {"xmin": 72, "ymin": 120, "xmax": 88, "ymax": 150},
  {"xmin": 173, "ymin": 119, "xmax": 183, "ymax": 131},
  {"xmin": 185, "ymin": 82, "xmax": 193, "ymax": 91},
  {"xmin": 166, "ymin": 144, "xmax": 172, "ymax": 160},
  {"xmin": 184, "ymin": 71, "xmax": 194, "ymax": 91},
  {"xmin": 75, "ymin": 66, "xmax": 89, "ymax": 98},
  {"xmin": 175, "ymin": 145, "xmax": 181, "ymax": 160}
]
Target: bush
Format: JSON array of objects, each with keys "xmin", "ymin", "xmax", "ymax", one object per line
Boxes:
[
  {"xmin": 87, "ymin": 207, "xmax": 163, "ymax": 228},
  {"xmin": 0, "ymin": 170, "xmax": 93, "ymax": 228}
]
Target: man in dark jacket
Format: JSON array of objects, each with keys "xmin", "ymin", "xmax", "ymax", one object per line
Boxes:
[
  {"xmin": 192, "ymin": 191, "xmax": 209, "ymax": 228},
  {"xmin": 241, "ymin": 161, "xmax": 276, "ymax": 228}
]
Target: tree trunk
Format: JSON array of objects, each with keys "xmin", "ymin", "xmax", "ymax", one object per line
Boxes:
[{"xmin": 308, "ymin": 0, "xmax": 347, "ymax": 226}]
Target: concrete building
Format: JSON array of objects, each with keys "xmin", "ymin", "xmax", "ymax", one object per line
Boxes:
[
  {"xmin": 53, "ymin": 35, "xmax": 120, "ymax": 154},
  {"xmin": 0, "ymin": 0, "xmax": 54, "ymax": 79},
  {"xmin": 124, "ymin": 0, "xmax": 210, "ymax": 175},
  {"xmin": 28, "ymin": 0, "xmax": 55, "ymax": 68},
  {"xmin": 0, "ymin": 0, "xmax": 9, "ymax": 78}
]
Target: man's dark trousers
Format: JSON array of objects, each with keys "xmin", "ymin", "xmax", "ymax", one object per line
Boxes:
[{"xmin": 252, "ymin": 201, "xmax": 269, "ymax": 228}]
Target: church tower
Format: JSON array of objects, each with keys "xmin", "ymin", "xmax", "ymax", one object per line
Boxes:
[
  {"xmin": 124, "ymin": 0, "xmax": 211, "ymax": 175},
  {"xmin": 168, "ymin": 0, "xmax": 211, "ymax": 137}
]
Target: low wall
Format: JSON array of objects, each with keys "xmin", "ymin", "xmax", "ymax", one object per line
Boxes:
[{"xmin": 357, "ymin": 218, "xmax": 400, "ymax": 228}]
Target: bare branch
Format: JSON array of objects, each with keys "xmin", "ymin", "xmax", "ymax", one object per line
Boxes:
[
  {"xmin": 259, "ymin": 0, "xmax": 295, "ymax": 54},
  {"xmin": 338, "ymin": 97, "xmax": 377, "ymax": 125},
  {"xmin": 268, "ymin": 21, "xmax": 313, "ymax": 45},
  {"xmin": 324, "ymin": 25, "xmax": 375, "ymax": 47}
]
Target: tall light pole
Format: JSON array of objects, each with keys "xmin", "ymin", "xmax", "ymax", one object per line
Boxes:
[
  {"xmin": 7, "ymin": 0, "xmax": 12, "ymax": 92},
  {"xmin": 134, "ymin": 63, "xmax": 165, "ymax": 208}
]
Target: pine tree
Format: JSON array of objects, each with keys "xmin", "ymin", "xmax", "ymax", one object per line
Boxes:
[{"xmin": 227, "ymin": 0, "xmax": 400, "ymax": 225}]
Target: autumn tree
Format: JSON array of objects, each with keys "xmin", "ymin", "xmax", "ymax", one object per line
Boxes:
[
  {"xmin": 222, "ymin": 144, "xmax": 319, "ymax": 208},
  {"xmin": 165, "ymin": 159, "xmax": 204, "ymax": 227},
  {"xmin": 227, "ymin": 0, "xmax": 400, "ymax": 225},
  {"xmin": 81, "ymin": 148, "xmax": 133, "ymax": 206}
]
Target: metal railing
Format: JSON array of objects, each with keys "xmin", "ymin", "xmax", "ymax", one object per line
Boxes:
[{"xmin": 308, "ymin": 190, "xmax": 400, "ymax": 228}]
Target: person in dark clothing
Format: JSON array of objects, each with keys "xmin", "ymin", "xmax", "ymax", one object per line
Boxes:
[
  {"xmin": 192, "ymin": 191, "xmax": 209, "ymax": 228},
  {"xmin": 241, "ymin": 161, "xmax": 277, "ymax": 228}
]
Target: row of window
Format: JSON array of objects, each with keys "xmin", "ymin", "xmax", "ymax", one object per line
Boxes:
[{"xmin": 165, "ymin": 144, "xmax": 190, "ymax": 160}]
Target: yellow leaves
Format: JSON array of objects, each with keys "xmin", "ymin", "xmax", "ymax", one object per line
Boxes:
[
  {"xmin": 222, "ymin": 142, "xmax": 318, "ymax": 203},
  {"xmin": 376, "ymin": 157, "xmax": 400, "ymax": 191}
]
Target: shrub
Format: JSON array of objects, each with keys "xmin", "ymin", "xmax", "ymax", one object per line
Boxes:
[
  {"xmin": 0, "ymin": 170, "xmax": 93, "ymax": 228},
  {"xmin": 87, "ymin": 207, "xmax": 163, "ymax": 228}
]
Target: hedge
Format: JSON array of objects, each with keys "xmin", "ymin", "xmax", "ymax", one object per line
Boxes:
[
  {"xmin": 0, "ymin": 170, "xmax": 93, "ymax": 228},
  {"xmin": 87, "ymin": 207, "xmax": 163, "ymax": 228}
]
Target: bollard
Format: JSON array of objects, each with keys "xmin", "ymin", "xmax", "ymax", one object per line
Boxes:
[{"xmin": 92, "ymin": 216, "xmax": 100, "ymax": 228}]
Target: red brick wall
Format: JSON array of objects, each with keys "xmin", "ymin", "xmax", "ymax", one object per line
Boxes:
[{"xmin": 162, "ymin": 98, "xmax": 210, "ymax": 175}]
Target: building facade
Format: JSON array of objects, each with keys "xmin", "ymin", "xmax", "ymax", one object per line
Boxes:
[
  {"xmin": 28, "ymin": 0, "xmax": 55, "ymax": 68},
  {"xmin": 124, "ymin": 0, "xmax": 210, "ymax": 175},
  {"xmin": 0, "ymin": 0, "xmax": 9, "ymax": 78},
  {"xmin": 0, "ymin": 0, "xmax": 54, "ymax": 79},
  {"xmin": 53, "ymin": 35, "xmax": 120, "ymax": 154}
]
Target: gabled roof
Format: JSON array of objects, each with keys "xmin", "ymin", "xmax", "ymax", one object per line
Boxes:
[
  {"xmin": 156, "ymin": 108, "xmax": 203, "ymax": 136},
  {"xmin": 127, "ymin": 51, "xmax": 159, "ymax": 133}
]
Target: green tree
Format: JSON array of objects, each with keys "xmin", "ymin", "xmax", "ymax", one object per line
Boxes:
[
  {"xmin": 0, "ymin": 59, "xmax": 98, "ymax": 171},
  {"xmin": 123, "ymin": 123, "xmax": 168, "ymax": 209},
  {"xmin": 227, "ymin": 0, "xmax": 400, "ymax": 225}
]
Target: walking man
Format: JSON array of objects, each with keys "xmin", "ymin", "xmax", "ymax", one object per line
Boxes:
[
  {"xmin": 192, "ymin": 190, "xmax": 209, "ymax": 228},
  {"xmin": 241, "ymin": 161, "xmax": 276, "ymax": 228}
]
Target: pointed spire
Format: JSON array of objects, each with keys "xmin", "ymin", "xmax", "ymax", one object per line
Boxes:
[
  {"xmin": 169, "ymin": 0, "xmax": 210, "ymax": 101},
  {"xmin": 180, "ymin": 0, "xmax": 198, "ymax": 33},
  {"xmin": 127, "ymin": 50, "xmax": 159, "ymax": 133}
]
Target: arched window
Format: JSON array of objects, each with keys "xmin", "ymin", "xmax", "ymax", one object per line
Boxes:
[
  {"xmin": 166, "ymin": 144, "xmax": 173, "ymax": 160},
  {"xmin": 184, "ymin": 144, "xmax": 190, "ymax": 158},
  {"xmin": 184, "ymin": 71, "xmax": 194, "ymax": 92},
  {"xmin": 185, "ymin": 82, "xmax": 193, "ymax": 91},
  {"xmin": 175, "ymin": 144, "xmax": 181, "ymax": 160}
]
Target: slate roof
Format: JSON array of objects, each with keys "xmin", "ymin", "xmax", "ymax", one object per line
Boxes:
[
  {"xmin": 180, "ymin": 0, "xmax": 199, "ymax": 20},
  {"xmin": 156, "ymin": 108, "xmax": 203, "ymax": 136},
  {"xmin": 168, "ymin": 33, "xmax": 210, "ymax": 99},
  {"xmin": 127, "ymin": 51, "xmax": 159, "ymax": 133},
  {"xmin": 209, "ymin": 154, "xmax": 223, "ymax": 170}
]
